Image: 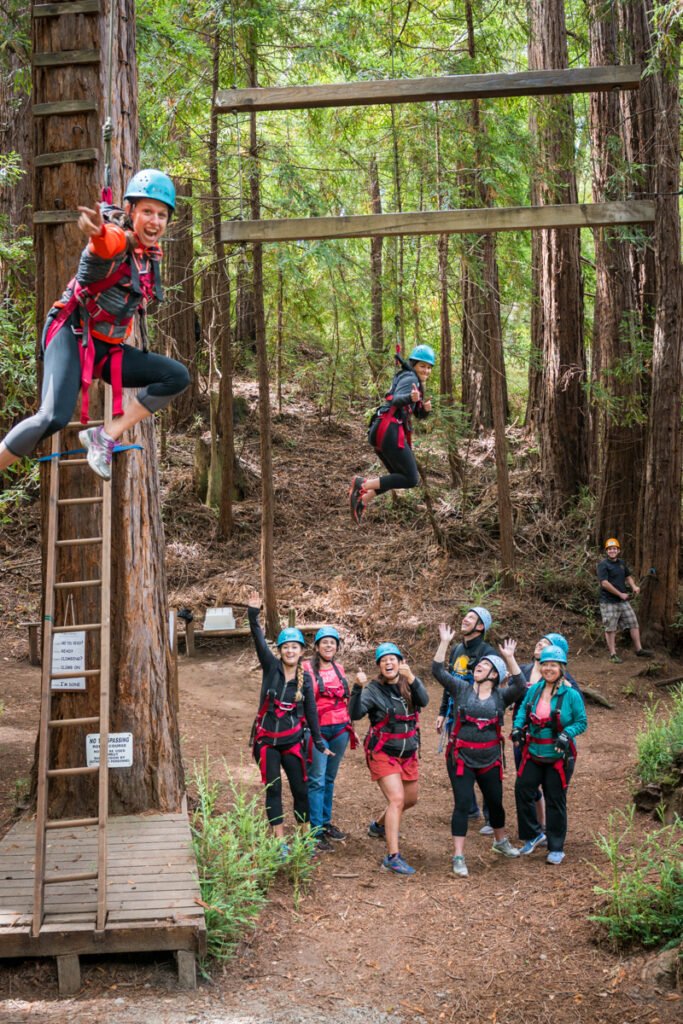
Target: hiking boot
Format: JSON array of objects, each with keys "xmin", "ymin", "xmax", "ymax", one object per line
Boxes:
[
  {"xmin": 451, "ymin": 855, "xmax": 468, "ymax": 877},
  {"xmin": 314, "ymin": 835, "xmax": 335, "ymax": 854},
  {"xmin": 609, "ymin": 653, "xmax": 623, "ymax": 664},
  {"xmin": 367, "ymin": 820, "xmax": 386, "ymax": 839},
  {"xmin": 349, "ymin": 476, "xmax": 365, "ymax": 522},
  {"xmin": 636, "ymin": 648, "xmax": 654, "ymax": 658},
  {"xmin": 519, "ymin": 833, "xmax": 546, "ymax": 855},
  {"xmin": 323, "ymin": 823, "xmax": 348, "ymax": 842},
  {"xmin": 492, "ymin": 837, "xmax": 520, "ymax": 858},
  {"xmin": 381, "ymin": 853, "xmax": 415, "ymax": 876},
  {"xmin": 546, "ymin": 850, "xmax": 566, "ymax": 865},
  {"xmin": 79, "ymin": 426, "xmax": 115, "ymax": 480},
  {"xmin": 479, "ymin": 823, "xmax": 494, "ymax": 836}
]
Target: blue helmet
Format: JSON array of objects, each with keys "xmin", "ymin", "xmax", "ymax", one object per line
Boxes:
[
  {"xmin": 375, "ymin": 642, "xmax": 403, "ymax": 663},
  {"xmin": 408, "ymin": 344, "xmax": 435, "ymax": 366},
  {"xmin": 314, "ymin": 626, "xmax": 340, "ymax": 646},
  {"xmin": 276, "ymin": 627, "xmax": 305, "ymax": 648},
  {"xmin": 124, "ymin": 169, "xmax": 176, "ymax": 212},
  {"xmin": 539, "ymin": 644, "xmax": 567, "ymax": 666},
  {"xmin": 478, "ymin": 655, "xmax": 508, "ymax": 684},
  {"xmin": 468, "ymin": 606, "xmax": 492, "ymax": 634},
  {"xmin": 543, "ymin": 633, "xmax": 569, "ymax": 658}
]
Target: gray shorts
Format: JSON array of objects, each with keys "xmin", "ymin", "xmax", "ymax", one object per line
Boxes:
[{"xmin": 600, "ymin": 601, "xmax": 639, "ymax": 632}]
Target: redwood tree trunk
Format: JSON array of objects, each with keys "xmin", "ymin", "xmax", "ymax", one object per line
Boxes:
[
  {"xmin": 33, "ymin": 0, "xmax": 184, "ymax": 816},
  {"xmin": 527, "ymin": 0, "xmax": 588, "ymax": 508},
  {"xmin": 368, "ymin": 155, "xmax": 384, "ymax": 372}
]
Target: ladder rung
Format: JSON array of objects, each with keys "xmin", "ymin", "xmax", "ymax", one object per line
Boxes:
[
  {"xmin": 57, "ymin": 496, "xmax": 103, "ymax": 507},
  {"xmin": 66, "ymin": 419, "xmax": 104, "ymax": 428},
  {"xmin": 45, "ymin": 816, "xmax": 99, "ymax": 831},
  {"xmin": 52, "ymin": 623, "xmax": 101, "ymax": 633},
  {"xmin": 59, "ymin": 458, "xmax": 88, "ymax": 466},
  {"xmin": 56, "ymin": 536, "xmax": 103, "ymax": 547},
  {"xmin": 48, "ymin": 716, "xmax": 99, "ymax": 728},
  {"xmin": 44, "ymin": 871, "xmax": 98, "ymax": 885},
  {"xmin": 54, "ymin": 579, "xmax": 102, "ymax": 589},
  {"xmin": 51, "ymin": 669, "xmax": 100, "ymax": 680},
  {"xmin": 47, "ymin": 765, "xmax": 98, "ymax": 777}
]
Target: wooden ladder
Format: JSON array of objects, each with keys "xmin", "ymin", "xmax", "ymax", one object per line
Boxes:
[{"xmin": 32, "ymin": 411, "xmax": 113, "ymax": 938}]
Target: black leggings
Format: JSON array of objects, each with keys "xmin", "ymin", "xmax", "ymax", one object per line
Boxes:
[
  {"xmin": 376, "ymin": 421, "xmax": 419, "ymax": 493},
  {"xmin": 4, "ymin": 310, "xmax": 190, "ymax": 457},
  {"xmin": 446, "ymin": 757, "xmax": 506, "ymax": 837},
  {"xmin": 515, "ymin": 759, "xmax": 569, "ymax": 853},
  {"xmin": 261, "ymin": 743, "xmax": 309, "ymax": 827}
]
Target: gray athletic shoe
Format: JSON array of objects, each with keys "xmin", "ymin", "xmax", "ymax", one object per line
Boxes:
[
  {"xmin": 451, "ymin": 855, "xmax": 468, "ymax": 877},
  {"xmin": 79, "ymin": 426, "xmax": 115, "ymax": 480},
  {"xmin": 492, "ymin": 837, "xmax": 520, "ymax": 858}
]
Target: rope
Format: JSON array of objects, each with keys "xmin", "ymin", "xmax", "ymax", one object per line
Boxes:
[{"xmin": 38, "ymin": 444, "xmax": 143, "ymax": 462}]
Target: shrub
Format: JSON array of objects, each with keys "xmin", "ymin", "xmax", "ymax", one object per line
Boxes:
[
  {"xmin": 636, "ymin": 686, "xmax": 683, "ymax": 786},
  {"xmin": 591, "ymin": 808, "xmax": 683, "ymax": 949}
]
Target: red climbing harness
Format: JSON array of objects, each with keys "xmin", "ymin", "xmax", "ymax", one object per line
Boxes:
[
  {"xmin": 251, "ymin": 692, "xmax": 307, "ymax": 784},
  {"xmin": 447, "ymin": 708, "xmax": 505, "ymax": 780},
  {"xmin": 517, "ymin": 691, "xmax": 577, "ymax": 790},
  {"xmin": 364, "ymin": 708, "xmax": 421, "ymax": 767}
]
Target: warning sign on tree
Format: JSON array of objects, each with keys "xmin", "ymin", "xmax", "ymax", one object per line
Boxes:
[
  {"xmin": 51, "ymin": 631, "xmax": 86, "ymax": 690},
  {"xmin": 86, "ymin": 733, "xmax": 134, "ymax": 768}
]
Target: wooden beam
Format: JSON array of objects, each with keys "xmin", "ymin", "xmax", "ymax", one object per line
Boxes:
[
  {"xmin": 216, "ymin": 65, "xmax": 640, "ymax": 114},
  {"xmin": 221, "ymin": 201, "xmax": 655, "ymax": 244},
  {"xmin": 33, "ymin": 100, "xmax": 97, "ymax": 117},
  {"xmin": 35, "ymin": 148, "xmax": 98, "ymax": 168},
  {"xmin": 32, "ymin": 50, "xmax": 100, "ymax": 67},
  {"xmin": 33, "ymin": 1, "xmax": 100, "ymax": 15},
  {"xmin": 33, "ymin": 211, "xmax": 80, "ymax": 224}
]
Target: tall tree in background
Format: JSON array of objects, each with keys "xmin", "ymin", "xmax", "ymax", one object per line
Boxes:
[
  {"xmin": 527, "ymin": 0, "xmax": 588, "ymax": 508},
  {"xmin": 33, "ymin": 0, "xmax": 183, "ymax": 816},
  {"xmin": 588, "ymin": 2, "xmax": 646, "ymax": 553},
  {"xmin": 638, "ymin": 2, "xmax": 682, "ymax": 638},
  {"xmin": 368, "ymin": 154, "xmax": 384, "ymax": 374}
]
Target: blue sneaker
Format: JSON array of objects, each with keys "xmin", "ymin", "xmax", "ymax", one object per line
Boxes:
[
  {"xmin": 368, "ymin": 820, "xmax": 386, "ymax": 839},
  {"xmin": 278, "ymin": 842, "xmax": 290, "ymax": 862},
  {"xmin": 546, "ymin": 850, "xmax": 565, "ymax": 865},
  {"xmin": 381, "ymin": 853, "xmax": 415, "ymax": 876},
  {"xmin": 519, "ymin": 833, "xmax": 546, "ymax": 855}
]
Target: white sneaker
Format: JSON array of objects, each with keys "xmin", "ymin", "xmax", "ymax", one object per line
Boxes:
[
  {"xmin": 492, "ymin": 837, "xmax": 520, "ymax": 858},
  {"xmin": 79, "ymin": 426, "xmax": 115, "ymax": 480},
  {"xmin": 451, "ymin": 855, "xmax": 468, "ymax": 877},
  {"xmin": 479, "ymin": 823, "xmax": 494, "ymax": 836}
]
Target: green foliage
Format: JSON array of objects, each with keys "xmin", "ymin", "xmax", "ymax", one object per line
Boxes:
[
  {"xmin": 591, "ymin": 808, "xmax": 683, "ymax": 949},
  {"xmin": 636, "ymin": 687, "xmax": 683, "ymax": 787},
  {"xmin": 190, "ymin": 755, "xmax": 316, "ymax": 963}
]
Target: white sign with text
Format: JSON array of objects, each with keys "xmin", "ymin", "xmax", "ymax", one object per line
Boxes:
[
  {"xmin": 86, "ymin": 732, "xmax": 133, "ymax": 768},
  {"xmin": 50, "ymin": 631, "xmax": 86, "ymax": 690}
]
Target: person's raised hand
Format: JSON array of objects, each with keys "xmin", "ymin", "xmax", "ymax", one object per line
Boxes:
[
  {"xmin": 355, "ymin": 670, "xmax": 367, "ymax": 686},
  {"xmin": 410, "ymin": 383, "xmax": 420, "ymax": 403},
  {"xmin": 499, "ymin": 638, "xmax": 517, "ymax": 660},
  {"xmin": 398, "ymin": 663, "xmax": 415, "ymax": 683},
  {"xmin": 77, "ymin": 203, "xmax": 104, "ymax": 238},
  {"xmin": 438, "ymin": 622, "xmax": 455, "ymax": 645},
  {"xmin": 423, "ymin": 399, "xmax": 432, "ymax": 413},
  {"xmin": 247, "ymin": 590, "xmax": 261, "ymax": 609}
]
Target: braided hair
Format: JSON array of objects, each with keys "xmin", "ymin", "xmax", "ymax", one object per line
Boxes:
[{"xmin": 294, "ymin": 660, "xmax": 305, "ymax": 704}]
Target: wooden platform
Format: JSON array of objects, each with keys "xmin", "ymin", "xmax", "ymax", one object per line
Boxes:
[{"xmin": 0, "ymin": 811, "xmax": 206, "ymax": 992}]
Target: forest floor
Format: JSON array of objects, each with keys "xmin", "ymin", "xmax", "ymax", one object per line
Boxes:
[{"xmin": 0, "ymin": 383, "xmax": 681, "ymax": 1024}]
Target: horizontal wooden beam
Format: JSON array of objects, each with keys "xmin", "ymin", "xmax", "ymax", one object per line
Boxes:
[
  {"xmin": 221, "ymin": 201, "xmax": 655, "ymax": 244},
  {"xmin": 35, "ymin": 147, "xmax": 98, "ymax": 167},
  {"xmin": 33, "ymin": 0, "xmax": 100, "ymax": 16},
  {"xmin": 33, "ymin": 50, "xmax": 100, "ymax": 67},
  {"xmin": 33, "ymin": 100, "xmax": 98, "ymax": 117},
  {"xmin": 33, "ymin": 211, "xmax": 80, "ymax": 224},
  {"xmin": 216, "ymin": 65, "xmax": 640, "ymax": 114}
]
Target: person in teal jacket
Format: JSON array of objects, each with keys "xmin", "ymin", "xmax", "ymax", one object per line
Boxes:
[{"xmin": 512, "ymin": 645, "xmax": 587, "ymax": 865}]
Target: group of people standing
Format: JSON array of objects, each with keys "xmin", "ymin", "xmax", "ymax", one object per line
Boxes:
[{"xmin": 248, "ymin": 595, "xmax": 587, "ymax": 876}]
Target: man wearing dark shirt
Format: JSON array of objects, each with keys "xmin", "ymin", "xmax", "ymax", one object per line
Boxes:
[{"xmin": 597, "ymin": 538, "xmax": 652, "ymax": 663}]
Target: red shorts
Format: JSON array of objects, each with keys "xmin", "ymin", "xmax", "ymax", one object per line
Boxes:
[{"xmin": 368, "ymin": 750, "xmax": 419, "ymax": 782}]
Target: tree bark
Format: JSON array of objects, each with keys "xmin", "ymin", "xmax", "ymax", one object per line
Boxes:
[
  {"xmin": 638, "ymin": 9, "xmax": 681, "ymax": 639},
  {"xmin": 247, "ymin": 28, "xmax": 279, "ymax": 636},
  {"xmin": 33, "ymin": 0, "xmax": 184, "ymax": 816},
  {"xmin": 527, "ymin": 0, "xmax": 588, "ymax": 508}
]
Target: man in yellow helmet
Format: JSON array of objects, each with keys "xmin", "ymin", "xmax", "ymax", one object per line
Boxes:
[{"xmin": 597, "ymin": 539, "xmax": 653, "ymax": 663}]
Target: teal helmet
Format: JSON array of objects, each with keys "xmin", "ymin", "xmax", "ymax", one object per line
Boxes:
[
  {"xmin": 124, "ymin": 169, "xmax": 176, "ymax": 212},
  {"xmin": 543, "ymin": 633, "xmax": 569, "ymax": 659},
  {"xmin": 276, "ymin": 627, "xmax": 305, "ymax": 648},
  {"xmin": 314, "ymin": 626, "xmax": 340, "ymax": 646},
  {"xmin": 478, "ymin": 654, "xmax": 508, "ymax": 684},
  {"xmin": 375, "ymin": 642, "xmax": 403, "ymax": 663},
  {"xmin": 468, "ymin": 606, "xmax": 492, "ymax": 634},
  {"xmin": 539, "ymin": 644, "xmax": 567, "ymax": 666},
  {"xmin": 408, "ymin": 344, "xmax": 435, "ymax": 366}
]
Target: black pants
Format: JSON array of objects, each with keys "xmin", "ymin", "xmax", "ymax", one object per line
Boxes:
[
  {"xmin": 446, "ymin": 757, "xmax": 505, "ymax": 837},
  {"xmin": 4, "ymin": 310, "xmax": 190, "ymax": 457},
  {"xmin": 515, "ymin": 758, "xmax": 568, "ymax": 852},
  {"xmin": 376, "ymin": 421, "xmax": 419, "ymax": 493},
  {"xmin": 261, "ymin": 743, "xmax": 309, "ymax": 827}
]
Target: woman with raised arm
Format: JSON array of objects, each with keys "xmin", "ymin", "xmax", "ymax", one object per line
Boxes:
[{"xmin": 432, "ymin": 624, "xmax": 525, "ymax": 878}]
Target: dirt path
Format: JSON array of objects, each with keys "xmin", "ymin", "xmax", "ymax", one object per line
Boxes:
[{"xmin": 0, "ymin": 645, "xmax": 680, "ymax": 1024}]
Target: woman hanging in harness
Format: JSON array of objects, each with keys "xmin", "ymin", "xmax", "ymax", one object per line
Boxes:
[
  {"xmin": 432, "ymin": 624, "xmax": 525, "ymax": 878},
  {"xmin": 247, "ymin": 592, "xmax": 331, "ymax": 854},
  {"xmin": 349, "ymin": 642, "xmax": 429, "ymax": 876},
  {"xmin": 0, "ymin": 170, "xmax": 190, "ymax": 481},
  {"xmin": 302, "ymin": 627, "xmax": 356, "ymax": 852},
  {"xmin": 349, "ymin": 345, "xmax": 434, "ymax": 523},
  {"xmin": 513, "ymin": 644, "xmax": 587, "ymax": 865}
]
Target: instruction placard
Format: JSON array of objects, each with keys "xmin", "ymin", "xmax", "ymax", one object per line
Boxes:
[
  {"xmin": 86, "ymin": 732, "xmax": 133, "ymax": 768},
  {"xmin": 51, "ymin": 631, "xmax": 86, "ymax": 690}
]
